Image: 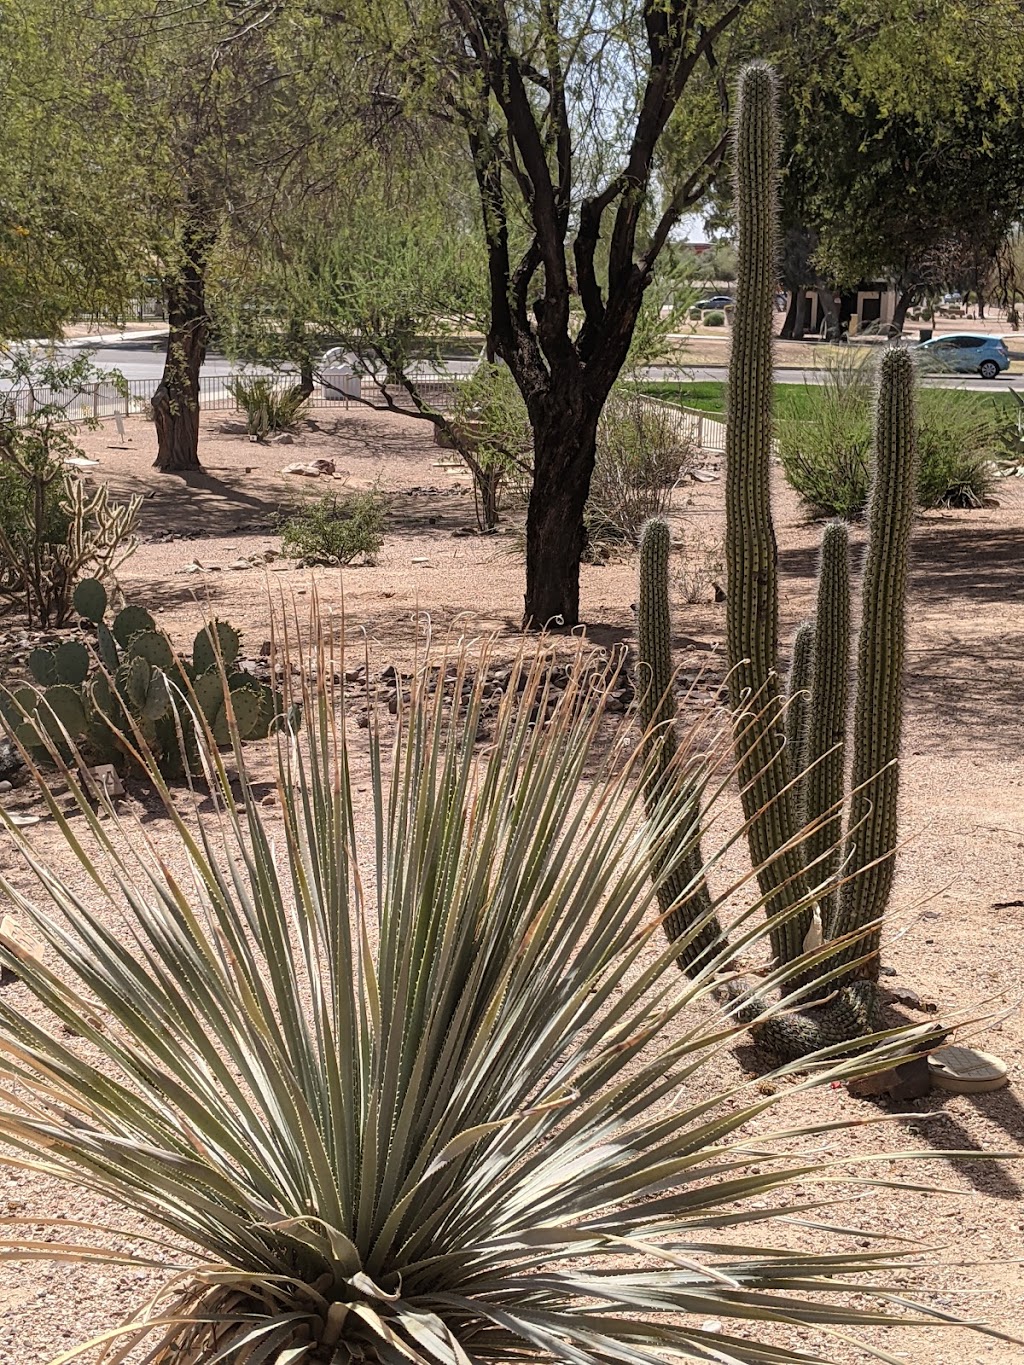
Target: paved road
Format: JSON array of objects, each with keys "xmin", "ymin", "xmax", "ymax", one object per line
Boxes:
[{"xmin": 43, "ymin": 337, "xmax": 1023, "ymax": 394}]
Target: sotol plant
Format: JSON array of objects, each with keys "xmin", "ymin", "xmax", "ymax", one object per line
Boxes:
[
  {"xmin": 0, "ymin": 615, "xmax": 1006, "ymax": 1363},
  {"xmin": 636, "ymin": 64, "xmax": 920, "ymax": 1060}
]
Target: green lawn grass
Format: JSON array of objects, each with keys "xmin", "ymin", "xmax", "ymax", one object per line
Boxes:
[{"xmin": 640, "ymin": 380, "xmax": 1019, "ymax": 422}]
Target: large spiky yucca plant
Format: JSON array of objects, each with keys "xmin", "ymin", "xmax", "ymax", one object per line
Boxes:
[{"xmin": 0, "ymin": 609, "xmax": 1010, "ymax": 1364}]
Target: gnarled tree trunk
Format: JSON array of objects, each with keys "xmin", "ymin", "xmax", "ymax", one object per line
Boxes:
[
  {"xmin": 887, "ymin": 287, "xmax": 916, "ymax": 338},
  {"xmin": 780, "ymin": 287, "xmax": 802, "ymax": 339},
  {"xmin": 523, "ymin": 398, "xmax": 600, "ymax": 629},
  {"xmin": 153, "ymin": 212, "xmax": 214, "ymax": 472}
]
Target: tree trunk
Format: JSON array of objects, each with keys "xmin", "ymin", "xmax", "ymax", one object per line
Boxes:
[
  {"xmin": 815, "ymin": 289, "xmax": 839, "ymax": 340},
  {"xmin": 298, "ymin": 354, "xmax": 314, "ymax": 397},
  {"xmin": 887, "ymin": 287, "xmax": 915, "ymax": 338},
  {"xmin": 780, "ymin": 288, "xmax": 801, "ymax": 339},
  {"xmin": 152, "ymin": 214, "xmax": 213, "ymax": 472},
  {"xmin": 523, "ymin": 401, "xmax": 599, "ymax": 630}
]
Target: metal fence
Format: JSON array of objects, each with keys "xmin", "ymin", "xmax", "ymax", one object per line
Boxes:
[
  {"xmin": 1, "ymin": 370, "xmax": 472, "ymax": 425},
  {"xmin": 631, "ymin": 393, "xmax": 726, "ymax": 454},
  {"xmin": 1, "ymin": 369, "xmax": 727, "ymax": 451}
]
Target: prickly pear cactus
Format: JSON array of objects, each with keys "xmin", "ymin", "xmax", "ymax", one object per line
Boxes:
[
  {"xmin": 193, "ymin": 621, "xmax": 240, "ymax": 674},
  {"xmin": 72, "ymin": 578, "xmax": 107, "ymax": 624},
  {"xmin": 112, "ymin": 605, "xmax": 156, "ymax": 647},
  {"xmin": 3, "ymin": 598, "xmax": 281, "ymax": 780}
]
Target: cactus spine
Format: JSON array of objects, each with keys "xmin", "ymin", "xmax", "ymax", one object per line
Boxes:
[
  {"xmin": 725, "ymin": 63, "xmax": 812, "ymax": 967},
  {"xmin": 832, "ymin": 348, "xmax": 919, "ymax": 976},
  {"xmin": 804, "ymin": 522, "xmax": 851, "ymax": 931},
  {"xmin": 637, "ymin": 519, "xmax": 723, "ymax": 972}
]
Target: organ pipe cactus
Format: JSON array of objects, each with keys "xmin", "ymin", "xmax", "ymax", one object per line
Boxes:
[
  {"xmin": 639, "ymin": 62, "xmax": 920, "ymax": 1059},
  {"xmin": 784, "ymin": 619, "xmax": 814, "ymax": 812},
  {"xmin": 636, "ymin": 520, "xmax": 723, "ymax": 972}
]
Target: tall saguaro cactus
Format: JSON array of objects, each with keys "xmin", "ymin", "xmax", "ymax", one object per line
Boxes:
[{"xmin": 725, "ymin": 63, "xmax": 812, "ymax": 966}]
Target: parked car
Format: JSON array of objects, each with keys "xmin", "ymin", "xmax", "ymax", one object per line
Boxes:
[
  {"xmin": 912, "ymin": 333, "xmax": 1010, "ymax": 379},
  {"xmin": 694, "ymin": 294, "xmax": 735, "ymax": 311}
]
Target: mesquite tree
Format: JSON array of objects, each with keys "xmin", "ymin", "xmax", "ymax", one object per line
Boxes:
[
  {"xmin": 436, "ymin": 0, "xmax": 751, "ymax": 628},
  {"xmin": 65, "ymin": 0, "xmax": 347, "ymax": 473}
]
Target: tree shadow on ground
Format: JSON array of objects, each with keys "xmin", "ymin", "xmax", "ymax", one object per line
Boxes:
[
  {"xmin": 778, "ymin": 520, "xmax": 1024, "ymax": 753},
  {"xmin": 106, "ymin": 468, "xmax": 289, "ymax": 538},
  {"xmin": 889, "ymin": 1093, "xmax": 1023, "ymax": 1200},
  {"xmin": 778, "ymin": 520, "xmax": 1024, "ymax": 607}
]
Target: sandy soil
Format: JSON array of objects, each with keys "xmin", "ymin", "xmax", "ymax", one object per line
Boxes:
[{"xmin": 0, "ymin": 404, "xmax": 1022, "ymax": 1362}]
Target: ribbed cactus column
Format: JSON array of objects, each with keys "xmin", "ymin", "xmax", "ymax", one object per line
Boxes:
[
  {"xmin": 805, "ymin": 521, "xmax": 851, "ymax": 934},
  {"xmin": 833, "ymin": 347, "xmax": 919, "ymax": 978},
  {"xmin": 785, "ymin": 619, "xmax": 814, "ymax": 814},
  {"xmin": 725, "ymin": 63, "xmax": 811, "ymax": 966},
  {"xmin": 637, "ymin": 519, "xmax": 724, "ymax": 973}
]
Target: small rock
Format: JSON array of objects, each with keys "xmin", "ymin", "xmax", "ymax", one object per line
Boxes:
[
  {"xmin": 227, "ymin": 559, "xmax": 251, "ymax": 571},
  {"xmin": 886, "ymin": 985, "xmax": 938, "ymax": 1013},
  {"xmin": 848, "ymin": 1054, "xmax": 932, "ymax": 1101},
  {"xmin": 700, "ymin": 1320, "xmax": 723, "ymax": 1334},
  {"xmin": 344, "ymin": 667, "xmax": 366, "ymax": 684},
  {"xmin": 0, "ymin": 780, "xmax": 11, "ymax": 793},
  {"xmin": 260, "ymin": 793, "xmax": 277, "ymax": 808},
  {"xmin": 273, "ymin": 432, "xmax": 295, "ymax": 445},
  {"xmin": 87, "ymin": 764, "xmax": 125, "ymax": 800}
]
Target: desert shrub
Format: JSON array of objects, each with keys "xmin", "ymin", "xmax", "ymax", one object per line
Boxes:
[
  {"xmin": 703, "ymin": 308, "xmax": 726, "ymax": 325},
  {"xmin": 777, "ymin": 411, "xmax": 873, "ymax": 520},
  {"xmin": 449, "ymin": 362, "xmax": 533, "ymax": 527},
  {"xmin": 915, "ymin": 391, "xmax": 999, "ymax": 508},
  {"xmin": 586, "ymin": 389, "xmax": 697, "ymax": 546},
  {"xmin": 673, "ymin": 526, "xmax": 726, "ymax": 603},
  {"xmin": 0, "ymin": 355, "xmax": 139, "ymax": 627},
  {"xmin": 228, "ymin": 374, "xmax": 309, "ymax": 438},
  {"xmin": 994, "ymin": 390, "xmax": 1024, "ymax": 476},
  {"xmin": 779, "ymin": 354, "xmax": 999, "ymax": 517},
  {"xmin": 281, "ymin": 489, "xmax": 387, "ymax": 563},
  {"xmin": 0, "ymin": 617, "xmax": 991, "ymax": 1363}
]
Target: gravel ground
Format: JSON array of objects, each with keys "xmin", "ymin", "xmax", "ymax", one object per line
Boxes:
[{"xmin": 0, "ymin": 405, "xmax": 1021, "ymax": 1362}]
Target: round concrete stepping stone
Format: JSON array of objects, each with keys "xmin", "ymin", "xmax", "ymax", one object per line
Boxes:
[{"xmin": 928, "ymin": 1045, "xmax": 1009, "ymax": 1094}]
